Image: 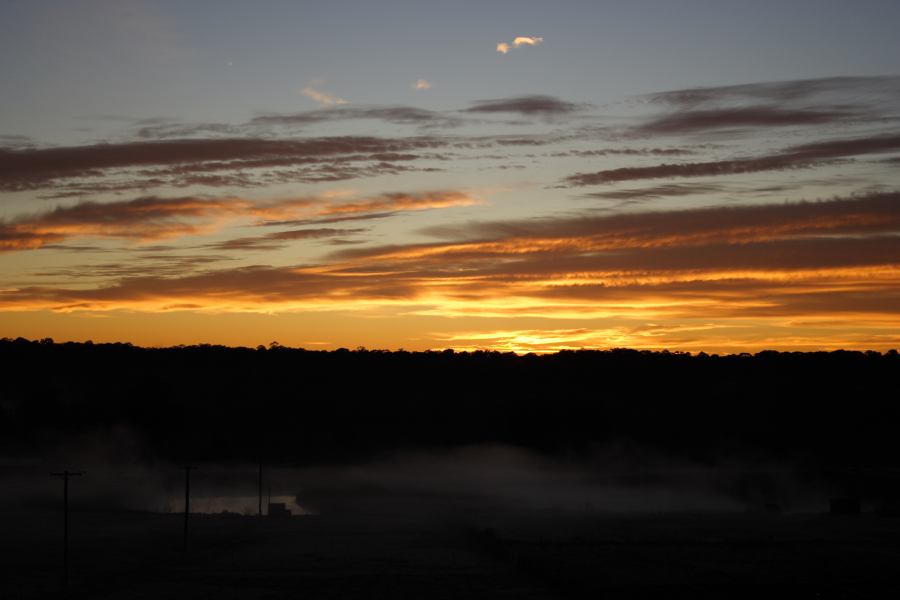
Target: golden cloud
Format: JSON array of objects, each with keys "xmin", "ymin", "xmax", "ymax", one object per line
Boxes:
[
  {"xmin": 0, "ymin": 191, "xmax": 479, "ymax": 251},
  {"xmin": 496, "ymin": 36, "xmax": 544, "ymax": 54},
  {"xmin": 3, "ymin": 193, "xmax": 900, "ymax": 352}
]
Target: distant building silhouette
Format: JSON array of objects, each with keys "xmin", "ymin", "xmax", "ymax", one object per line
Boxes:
[
  {"xmin": 268, "ymin": 502, "xmax": 291, "ymax": 518},
  {"xmin": 830, "ymin": 497, "xmax": 861, "ymax": 515}
]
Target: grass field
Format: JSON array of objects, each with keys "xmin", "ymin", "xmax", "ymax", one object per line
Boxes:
[{"xmin": 4, "ymin": 503, "xmax": 900, "ymax": 599}]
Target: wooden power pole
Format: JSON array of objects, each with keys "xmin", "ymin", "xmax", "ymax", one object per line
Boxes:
[
  {"xmin": 50, "ymin": 470, "xmax": 83, "ymax": 589},
  {"xmin": 258, "ymin": 460, "xmax": 263, "ymax": 519},
  {"xmin": 182, "ymin": 466, "xmax": 195, "ymax": 551}
]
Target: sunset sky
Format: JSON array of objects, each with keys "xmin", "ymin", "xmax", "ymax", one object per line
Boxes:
[{"xmin": 2, "ymin": 0, "xmax": 900, "ymax": 353}]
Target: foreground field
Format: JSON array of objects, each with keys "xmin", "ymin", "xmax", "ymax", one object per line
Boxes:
[{"xmin": 4, "ymin": 505, "xmax": 900, "ymax": 599}]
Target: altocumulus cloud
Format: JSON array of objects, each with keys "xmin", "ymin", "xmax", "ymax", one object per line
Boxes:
[
  {"xmin": 0, "ymin": 191, "xmax": 478, "ymax": 251},
  {"xmin": 496, "ymin": 36, "xmax": 543, "ymax": 54},
  {"xmin": 564, "ymin": 133, "xmax": 900, "ymax": 186},
  {"xmin": 635, "ymin": 106, "xmax": 859, "ymax": 136},
  {"xmin": 0, "ymin": 136, "xmax": 447, "ymax": 192},
  {"xmin": 643, "ymin": 75, "xmax": 900, "ymax": 108},
  {"xmin": 4, "ymin": 193, "xmax": 900, "ymax": 329},
  {"xmin": 465, "ymin": 95, "xmax": 580, "ymax": 116},
  {"xmin": 301, "ymin": 83, "xmax": 349, "ymax": 107}
]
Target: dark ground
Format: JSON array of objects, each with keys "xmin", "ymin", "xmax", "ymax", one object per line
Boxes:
[
  {"xmin": 3, "ymin": 341, "xmax": 900, "ymax": 597},
  {"xmin": 4, "ymin": 505, "xmax": 900, "ymax": 599}
]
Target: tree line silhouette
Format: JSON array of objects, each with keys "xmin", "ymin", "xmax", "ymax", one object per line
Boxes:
[{"xmin": 2, "ymin": 337, "xmax": 898, "ymax": 468}]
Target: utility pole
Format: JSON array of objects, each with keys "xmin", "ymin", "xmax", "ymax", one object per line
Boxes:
[
  {"xmin": 182, "ymin": 466, "xmax": 195, "ymax": 551},
  {"xmin": 50, "ymin": 470, "xmax": 83, "ymax": 589},
  {"xmin": 258, "ymin": 460, "xmax": 263, "ymax": 519}
]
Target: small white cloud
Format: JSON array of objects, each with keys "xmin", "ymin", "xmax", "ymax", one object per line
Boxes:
[
  {"xmin": 513, "ymin": 36, "xmax": 543, "ymax": 47},
  {"xmin": 412, "ymin": 79, "xmax": 432, "ymax": 90},
  {"xmin": 301, "ymin": 84, "xmax": 349, "ymax": 106},
  {"xmin": 496, "ymin": 36, "xmax": 543, "ymax": 54}
]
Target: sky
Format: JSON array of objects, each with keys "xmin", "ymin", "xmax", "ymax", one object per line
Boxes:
[{"xmin": 1, "ymin": 0, "xmax": 900, "ymax": 353}]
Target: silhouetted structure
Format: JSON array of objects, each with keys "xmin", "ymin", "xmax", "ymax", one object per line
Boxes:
[
  {"xmin": 182, "ymin": 466, "xmax": 195, "ymax": 550},
  {"xmin": 268, "ymin": 502, "xmax": 291, "ymax": 518},
  {"xmin": 830, "ymin": 497, "xmax": 861, "ymax": 515},
  {"xmin": 50, "ymin": 470, "xmax": 83, "ymax": 589},
  {"xmin": 258, "ymin": 461, "xmax": 263, "ymax": 518}
]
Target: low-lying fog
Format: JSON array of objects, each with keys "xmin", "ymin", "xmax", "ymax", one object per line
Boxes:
[{"xmin": 3, "ymin": 438, "xmax": 881, "ymax": 516}]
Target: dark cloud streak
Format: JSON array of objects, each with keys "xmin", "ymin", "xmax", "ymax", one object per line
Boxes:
[
  {"xmin": 637, "ymin": 106, "xmax": 858, "ymax": 135},
  {"xmin": 0, "ymin": 190, "xmax": 475, "ymax": 252},
  {"xmin": 345, "ymin": 192, "xmax": 900, "ymax": 256},
  {"xmin": 564, "ymin": 133, "xmax": 900, "ymax": 186},
  {"xmin": 3, "ymin": 194, "xmax": 900, "ymax": 317},
  {"xmin": 464, "ymin": 95, "xmax": 582, "ymax": 116},
  {"xmin": 205, "ymin": 228, "xmax": 367, "ymax": 251},
  {"xmin": 0, "ymin": 137, "xmax": 444, "ymax": 191},
  {"xmin": 251, "ymin": 106, "xmax": 463, "ymax": 129},
  {"xmin": 643, "ymin": 75, "xmax": 900, "ymax": 107}
]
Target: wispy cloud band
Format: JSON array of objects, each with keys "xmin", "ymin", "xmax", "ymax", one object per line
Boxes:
[{"xmin": 0, "ymin": 191, "xmax": 477, "ymax": 251}]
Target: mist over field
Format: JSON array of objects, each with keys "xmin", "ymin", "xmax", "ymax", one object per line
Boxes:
[{"xmin": 4, "ymin": 442, "xmax": 816, "ymax": 515}]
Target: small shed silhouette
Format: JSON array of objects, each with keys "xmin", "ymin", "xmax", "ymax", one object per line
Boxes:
[
  {"xmin": 829, "ymin": 497, "xmax": 860, "ymax": 515},
  {"xmin": 268, "ymin": 502, "xmax": 292, "ymax": 518}
]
